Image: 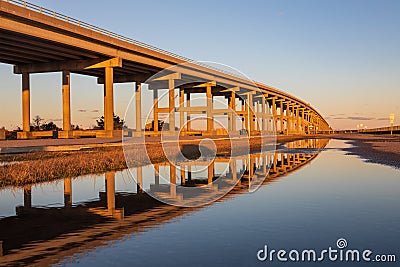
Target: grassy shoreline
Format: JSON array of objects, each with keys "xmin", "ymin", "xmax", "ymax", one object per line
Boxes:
[{"xmin": 1, "ymin": 134, "xmax": 397, "ymax": 188}]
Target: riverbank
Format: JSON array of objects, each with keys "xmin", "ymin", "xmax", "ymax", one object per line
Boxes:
[
  {"xmin": 1, "ymin": 134, "xmax": 398, "ymax": 188},
  {"xmin": 333, "ymin": 134, "xmax": 400, "ymax": 169},
  {"xmin": 0, "ymin": 135, "xmax": 307, "ymax": 187}
]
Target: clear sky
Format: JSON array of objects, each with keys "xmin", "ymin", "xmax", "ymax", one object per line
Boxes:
[{"xmin": 1, "ymin": 0, "xmax": 399, "ymax": 130}]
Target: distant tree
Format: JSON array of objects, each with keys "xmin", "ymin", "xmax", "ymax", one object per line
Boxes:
[
  {"xmin": 71, "ymin": 124, "xmax": 80, "ymax": 130},
  {"xmin": 31, "ymin": 115, "xmax": 43, "ymax": 131},
  {"xmin": 95, "ymin": 114, "xmax": 125, "ymax": 130},
  {"xmin": 40, "ymin": 122, "xmax": 61, "ymax": 131}
]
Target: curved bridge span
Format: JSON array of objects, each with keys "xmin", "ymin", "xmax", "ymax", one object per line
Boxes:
[{"xmin": 0, "ymin": 0, "xmax": 332, "ymax": 139}]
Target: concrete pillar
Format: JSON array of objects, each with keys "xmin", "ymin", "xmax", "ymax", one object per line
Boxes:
[
  {"xmin": 280, "ymin": 101, "xmax": 284, "ymax": 133},
  {"xmin": 136, "ymin": 83, "xmax": 142, "ymax": 134},
  {"xmin": 64, "ymin": 178, "xmax": 72, "ymax": 208},
  {"xmin": 180, "ymin": 167, "xmax": 186, "ymax": 185},
  {"xmin": 206, "ymin": 85, "xmax": 213, "ymax": 133},
  {"xmin": 104, "ymin": 67, "xmax": 114, "ymax": 134},
  {"xmin": 22, "ymin": 73, "xmax": 30, "ymax": 133},
  {"xmin": 169, "ymin": 79, "xmax": 175, "ymax": 133},
  {"xmin": 273, "ymin": 153, "xmax": 278, "ymax": 173},
  {"xmin": 23, "ymin": 185, "xmax": 32, "ymax": 209},
  {"xmin": 62, "ymin": 71, "xmax": 71, "ymax": 132},
  {"xmin": 272, "ymin": 98, "xmax": 277, "ymax": 133},
  {"xmin": 170, "ymin": 164, "xmax": 176, "ymax": 198},
  {"xmin": 296, "ymin": 108, "xmax": 301, "ymax": 134},
  {"xmin": 105, "ymin": 172, "xmax": 115, "ymax": 212},
  {"xmin": 229, "ymin": 91, "xmax": 236, "ymax": 132},
  {"xmin": 187, "ymin": 165, "xmax": 192, "ymax": 181},
  {"xmin": 230, "ymin": 91, "xmax": 236, "ymax": 132},
  {"xmin": 249, "ymin": 94, "xmax": 254, "ymax": 133},
  {"xmin": 153, "ymin": 90, "xmax": 159, "ymax": 132},
  {"xmin": 155, "ymin": 165, "xmax": 160, "ymax": 185},
  {"xmin": 286, "ymin": 103, "xmax": 290, "ymax": 135},
  {"xmin": 263, "ymin": 155, "xmax": 267, "ymax": 174},
  {"xmin": 230, "ymin": 160, "xmax": 237, "ymax": 181},
  {"xmin": 186, "ymin": 93, "xmax": 191, "ymax": 132},
  {"xmin": 244, "ymin": 93, "xmax": 254, "ymax": 133},
  {"xmin": 180, "ymin": 89, "xmax": 185, "ymax": 132},
  {"xmin": 262, "ymin": 96, "xmax": 266, "ymax": 132},
  {"xmin": 208, "ymin": 161, "xmax": 214, "ymax": 184},
  {"xmin": 137, "ymin": 166, "xmax": 143, "ymax": 193},
  {"xmin": 254, "ymin": 101, "xmax": 259, "ymax": 131},
  {"xmin": 241, "ymin": 99, "xmax": 247, "ymax": 130}
]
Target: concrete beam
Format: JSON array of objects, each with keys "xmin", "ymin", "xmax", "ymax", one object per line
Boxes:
[
  {"xmin": 85, "ymin": 57, "xmax": 122, "ymax": 69},
  {"xmin": 154, "ymin": 72, "xmax": 181, "ymax": 81},
  {"xmin": 194, "ymin": 81, "xmax": 217, "ymax": 88},
  {"xmin": 97, "ymin": 73, "xmax": 153, "ymax": 84},
  {"xmin": 14, "ymin": 58, "xmax": 118, "ymax": 74},
  {"xmin": 220, "ymin": 86, "xmax": 240, "ymax": 93}
]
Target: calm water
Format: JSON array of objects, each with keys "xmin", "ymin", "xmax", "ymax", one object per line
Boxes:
[{"xmin": 0, "ymin": 139, "xmax": 399, "ymax": 266}]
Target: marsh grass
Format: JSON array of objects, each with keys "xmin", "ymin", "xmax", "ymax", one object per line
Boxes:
[{"xmin": 0, "ymin": 135, "xmax": 303, "ymax": 188}]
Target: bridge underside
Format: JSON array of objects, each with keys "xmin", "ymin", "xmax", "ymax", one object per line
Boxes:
[{"xmin": 0, "ymin": 0, "xmax": 331, "ymax": 139}]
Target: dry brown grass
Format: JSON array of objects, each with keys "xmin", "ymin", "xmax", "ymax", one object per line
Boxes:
[
  {"xmin": 0, "ymin": 144, "xmax": 171, "ymax": 187},
  {"xmin": 0, "ymin": 135, "xmax": 316, "ymax": 188}
]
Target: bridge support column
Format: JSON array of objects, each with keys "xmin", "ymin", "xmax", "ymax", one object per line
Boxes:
[
  {"xmin": 155, "ymin": 165, "xmax": 160, "ymax": 185},
  {"xmin": 59, "ymin": 71, "xmax": 72, "ymax": 138},
  {"xmin": 208, "ymin": 161, "xmax": 214, "ymax": 184},
  {"xmin": 181, "ymin": 167, "xmax": 186, "ymax": 185},
  {"xmin": 153, "ymin": 90, "xmax": 159, "ymax": 132},
  {"xmin": 18, "ymin": 73, "xmax": 31, "ymax": 139},
  {"xmin": 286, "ymin": 103, "xmax": 291, "ymax": 135},
  {"xmin": 261, "ymin": 95, "xmax": 267, "ymax": 132},
  {"xmin": 137, "ymin": 167, "xmax": 143, "ymax": 193},
  {"xmin": 169, "ymin": 79, "xmax": 175, "ymax": 134},
  {"xmin": 135, "ymin": 82, "xmax": 142, "ymax": 135},
  {"xmin": 296, "ymin": 108, "xmax": 301, "ymax": 134},
  {"xmin": 272, "ymin": 98, "xmax": 277, "ymax": 133},
  {"xmin": 230, "ymin": 160, "xmax": 237, "ymax": 181},
  {"xmin": 180, "ymin": 89, "xmax": 185, "ymax": 133},
  {"xmin": 280, "ymin": 101, "xmax": 284, "ymax": 134},
  {"xmin": 206, "ymin": 84, "xmax": 213, "ymax": 134},
  {"xmin": 64, "ymin": 178, "xmax": 72, "ymax": 208},
  {"xmin": 170, "ymin": 164, "xmax": 177, "ymax": 198},
  {"xmin": 103, "ymin": 67, "xmax": 114, "ymax": 137},
  {"xmin": 245, "ymin": 92, "xmax": 254, "ymax": 134},
  {"xmin": 23, "ymin": 185, "xmax": 32, "ymax": 209},
  {"xmin": 186, "ymin": 93, "xmax": 191, "ymax": 132},
  {"xmin": 241, "ymin": 99, "xmax": 246, "ymax": 131},
  {"xmin": 229, "ymin": 91, "xmax": 236, "ymax": 133},
  {"xmin": 104, "ymin": 171, "xmax": 123, "ymax": 220}
]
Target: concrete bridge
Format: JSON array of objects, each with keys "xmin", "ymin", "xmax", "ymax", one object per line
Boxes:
[{"xmin": 0, "ymin": 0, "xmax": 332, "ymax": 139}]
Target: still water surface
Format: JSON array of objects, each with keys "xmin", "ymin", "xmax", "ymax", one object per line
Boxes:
[{"xmin": 0, "ymin": 139, "xmax": 398, "ymax": 266}]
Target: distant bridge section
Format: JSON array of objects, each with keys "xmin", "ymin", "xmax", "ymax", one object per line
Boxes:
[{"xmin": 0, "ymin": 0, "xmax": 332, "ymax": 139}]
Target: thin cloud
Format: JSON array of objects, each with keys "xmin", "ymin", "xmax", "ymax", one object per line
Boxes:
[
  {"xmin": 91, "ymin": 109, "xmax": 99, "ymax": 113},
  {"xmin": 78, "ymin": 109, "xmax": 87, "ymax": 113}
]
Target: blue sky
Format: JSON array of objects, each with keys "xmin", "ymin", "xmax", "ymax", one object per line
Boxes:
[{"xmin": 0, "ymin": 0, "xmax": 399, "ymax": 130}]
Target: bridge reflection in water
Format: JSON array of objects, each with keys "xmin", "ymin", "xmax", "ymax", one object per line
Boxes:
[{"xmin": 0, "ymin": 139, "xmax": 329, "ymax": 266}]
